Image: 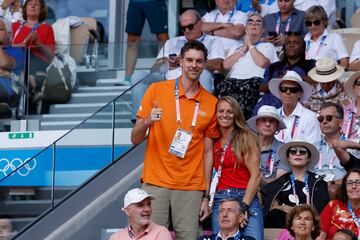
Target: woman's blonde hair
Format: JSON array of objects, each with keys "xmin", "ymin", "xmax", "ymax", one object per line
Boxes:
[{"xmin": 217, "ymin": 96, "xmax": 259, "ymax": 167}]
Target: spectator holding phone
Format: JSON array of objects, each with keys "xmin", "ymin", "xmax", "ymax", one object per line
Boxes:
[{"xmin": 263, "ymin": 0, "xmax": 307, "ymax": 49}]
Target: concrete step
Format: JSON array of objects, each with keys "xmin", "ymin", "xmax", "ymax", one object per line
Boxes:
[
  {"xmin": 11, "ymin": 217, "xmax": 36, "ymax": 232},
  {"xmin": 96, "ymin": 78, "xmax": 130, "ymax": 87},
  {"xmin": 68, "ymin": 92, "xmax": 131, "ymax": 104},
  {"xmin": 0, "ymin": 199, "xmax": 59, "ymax": 217},
  {"xmin": 49, "ymin": 102, "xmax": 132, "ymax": 114},
  {"xmin": 77, "ymin": 86, "xmax": 130, "ymax": 93},
  {"xmin": 40, "ymin": 118, "xmax": 133, "ymax": 131},
  {"xmin": 30, "ymin": 112, "xmax": 131, "ymax": 122}
]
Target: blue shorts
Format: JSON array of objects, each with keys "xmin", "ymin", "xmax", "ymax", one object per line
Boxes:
[{"xmin": 125, "ymin": 0, "xmax": 168, "ymax": 35}]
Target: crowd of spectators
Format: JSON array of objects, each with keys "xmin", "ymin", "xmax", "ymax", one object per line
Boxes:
[{"xmin": 125, "ymin": 0, "xmax": 360, "ymax": 239}]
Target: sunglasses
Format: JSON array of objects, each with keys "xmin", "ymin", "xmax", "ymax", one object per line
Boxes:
[
  {"xmin": 317, "ymin": 115, "xmax": 340, "ymax": 123},
  {"xmin": 305, "ymin": 19, "xmax": 322, "ymax": 27},
  {"xmin": 247, "ymin": 19, "xmax": 263, "ymax": 26},
  {"xmin": 181, "ymin": 19, "xmax": 200, "ymax": 32},
  {"xmin": 285, "ymin": 31, "xmax": 301, "ymax": 36},
  {"xmin": 346, "ymin": 180, "xmax": 360, "ymax": 187},
  {"xmin": 354, "ymin": 79, "xmax": 360, "ymax": 86},
  {"xmin": 279, "ymin": 86, "xmax": 301, "ymax": 94},
  {"xmin": 288, "ymin": 147, "xmax": 309, "ymax": 156}
]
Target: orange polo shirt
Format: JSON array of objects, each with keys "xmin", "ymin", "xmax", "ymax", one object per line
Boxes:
[{"xmin": 137, "ymin": 77, "xmax": 219, "ymax": 191}]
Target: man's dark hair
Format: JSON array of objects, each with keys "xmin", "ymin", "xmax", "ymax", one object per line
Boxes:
[
  {"xmin": 320, "ymin": 102, "xmax": 344, "ymax": 119},
  {"xmin": 180, "ymin": 40, "xmax": 208, "ymax": 61},
  {"xmin": 335, "ymin": 229, "xmax": 357, "ymax": 240}
]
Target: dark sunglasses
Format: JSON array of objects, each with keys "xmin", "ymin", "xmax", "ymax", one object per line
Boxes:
[
  {"xmin": 279, "ymin": 86, "xmax": 301, "ymax": 94},
  {"xmin": 247, "ymin": 18, "xmax": 263, "ymax": 26},
  {"xmin": 305, "ymin": 19, "xmax": 322, "ymax": 27},
  {"xmin": 181, "ymin": 19, "xmax": 200, "ymax": 32},
  {"xmin": 288, "ymin": 147, "xmax": 309, "ymax": 156},
  {"xmin": 354, "ymin": 79, "xmax": 360, "ymax": 86},
  {"xmin": 317, "ymin": 115, "xmax": 340, "ymax": 123},
  {"xmin": 285, "ymin": 31, "xmax": 301, "ymax": 36}
]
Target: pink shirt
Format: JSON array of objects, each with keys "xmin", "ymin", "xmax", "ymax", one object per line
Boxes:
[{"xmin": 109, "ymin": 223, "xmax": 172, "ymax": 240}]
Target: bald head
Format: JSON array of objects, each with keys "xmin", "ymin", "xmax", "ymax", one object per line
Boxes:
[{"xmin": 180, "ymin": 9, "xmax": 203, "ymax": 41}]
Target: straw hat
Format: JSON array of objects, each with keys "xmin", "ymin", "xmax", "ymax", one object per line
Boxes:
[
  {"xmin": 247, "ymin": 105, "xmax": 287, "ymax": 132},
  {"xmin": 344, "ymin": 71, "xmax": 360, "ymax": 98},
  {"xmin": 308, "ymin": 58, "xmax": 344, "ymax": 83},
  {"xmin": 269, "ymin": 70, "xmax": 312, "ymax": 102},
  {"xmin": 278, "ymin": 138, "xmax": 319, "ymax": 170}
]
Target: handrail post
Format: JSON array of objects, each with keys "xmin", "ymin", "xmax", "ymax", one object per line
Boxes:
[
  {"xmin": 51, "ymin": 142, "xmax": 56, "ymax": 208},
  {"xmin": 111, "ymin": 100, "xmax": 115, "ymax": 163}
]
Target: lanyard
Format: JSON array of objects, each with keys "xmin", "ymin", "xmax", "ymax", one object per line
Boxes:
[
  {"xmin": 263, "ymin": 150, "xmax": 275, "ymax": 178},
  {"xmin": 175, "ymin": 78, "xmax": 200, "ymax": 130},
  {"xmin": 280, "ymin": 110, "xmax": 299, "ymax": 140},
  {"xmin": 199, "ymin": 34, "xmax": 206, "ymax": 42},
  {"xmin": 275, "ymin": 12, "xmax": 292, "ymax": 34},
  {"xmin": 217, "ymin": 137, "xmax": 232, "ymax": 178},
  {"xmin": 13, "ymin": 21, "xmax": 40, "ymax": 45},
  {"xmin": 290, "ymin": 174, "xmax": 310, "ymax": 205},
  {"xmin": 347, "ymin": 200, "xmax": 360, "ymax": 238},
  {"xmin": 214, "ymin": 8, "xmax": 235, "ymax": 23},
  {"xmin": 305, "ymin": 35, "xmax": 327, "ymax": 58},
  {"xmin": 346, "ymin": 108, "xmax": 357, "ymax": 139}
]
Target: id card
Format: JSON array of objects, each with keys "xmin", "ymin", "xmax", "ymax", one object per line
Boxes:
[{"xmin": 169, "ymin": 128, "xmax": 192, "ymax": 158}]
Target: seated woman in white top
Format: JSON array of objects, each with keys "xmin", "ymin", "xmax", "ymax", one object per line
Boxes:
[
  {"xmin": 219, "ymin": 12, "xmax": 278, "ymax": 120},
  {"xmin": 349, "ymin": 40, "xmax": 360, "ymax": 71},
  {"xmin": 304, "ymin": 5, "xmax": 349, "ymax": 69}
]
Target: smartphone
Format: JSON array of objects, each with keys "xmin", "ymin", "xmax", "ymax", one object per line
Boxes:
[{"xmin": 268, "ymin": 31, "xmax": 278, "ymax": 37}]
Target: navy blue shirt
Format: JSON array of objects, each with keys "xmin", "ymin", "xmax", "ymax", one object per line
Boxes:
[{"xmin": 263, "ymin": 8, "xmax": 307, "ymax": 36}]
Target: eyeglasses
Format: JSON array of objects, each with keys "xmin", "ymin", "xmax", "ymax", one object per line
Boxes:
[
  {"xmin": 288, "ymin": 147, "xmax": 309, "ymax": 156},
  {"xmin": 305, "ymin": 19, "xmax": 322, "ymax": 27},
  {"xmin": 247, "ymin": 19, "xmax": 263, "ymax": 26},
  {"xmin": 317, "ymin": 115, "xmax": 340, "ymax": 123},
  {"xmin": 346, "ymin": 180, "xmax": 360, "ymax": 187},
  {"xmin": 181, "ymin": 19, "xmax": 200, "ymax": 32},
  {"xmin": 279, "ymin": 86, "xmax": 302, "ymax": 94},
  {"xmin": 285, "ymin": 31, "xmax": 301, "ymax": 36},
  {"xmin": 354, "ymin": 79, "xmax": 360, "ymax": 86}
]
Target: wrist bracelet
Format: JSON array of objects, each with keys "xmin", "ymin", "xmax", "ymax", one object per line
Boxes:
[{"xmin": 203, "ymin": 194, "xmax": 210, "ymax": 200}]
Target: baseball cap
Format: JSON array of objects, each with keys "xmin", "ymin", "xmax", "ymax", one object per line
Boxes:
[{"xmin": 122, "ymin": 188, "xmax": 155, "ymax": 210}]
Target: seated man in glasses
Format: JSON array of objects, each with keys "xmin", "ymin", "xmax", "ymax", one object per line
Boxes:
[
  {"xmin": 131, "ymin": 9, "xmax": 224, "ymax": 121},
  {"xmin": 262, "ymin": 0, "xmax": 307, "ymax": 50},
  {"xmin": 268, "ymin": 70, "xmax": 321, "ymax": 144},
  {"xmin": 201, "ymin": 0, "xmax": 246, "ymax": 54},
  {"xmin": 311, "ymin": 102, "xmax": 348, "ymax": 198},
  {"xmin": 304, "ymin": 58, "xmax": 352, "ymax": 113}
]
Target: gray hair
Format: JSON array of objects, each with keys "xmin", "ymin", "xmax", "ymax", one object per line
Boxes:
[
  {"xmin": 247, "ymin": 12, "xmax": 265, "ymax": 27},
  {"xmin": 219, "ymin": 198, "xmax": 245, "ymax": 213}
]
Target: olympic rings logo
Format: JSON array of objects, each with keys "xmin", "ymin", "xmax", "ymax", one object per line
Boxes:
[{"xmin": 0, "ymin": 158, "xmax": 37, "ymax": 177}]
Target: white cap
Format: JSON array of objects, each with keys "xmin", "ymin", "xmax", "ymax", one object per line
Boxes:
[{"xmin": 122, "ymin": 188, "xmax": 155, "ymax": 210}]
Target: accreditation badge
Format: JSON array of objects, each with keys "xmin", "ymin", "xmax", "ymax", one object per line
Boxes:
[{"xmin": 169, "ymin": 128, "xmax": 192, "ymax": 158}]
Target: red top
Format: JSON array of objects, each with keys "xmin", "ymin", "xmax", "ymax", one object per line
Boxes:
[
  {"xmin": 320, "ymin": 200, "xmax": 360, "ymax": 239},
  {"xmin": 12, "ymin": 21, "xmax": 55, "ymax": 63},
  {"xmin": 213, "ymin": 141, "xmax": 250, "ymax": 190}
]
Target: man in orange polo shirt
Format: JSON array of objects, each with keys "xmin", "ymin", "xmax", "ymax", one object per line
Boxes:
[{"xmin": 131, "ymin": 41, "xmax": 219, "ymax": 240}]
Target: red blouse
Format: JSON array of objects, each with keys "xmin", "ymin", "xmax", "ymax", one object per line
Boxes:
[
  {"xmin": 213, "ymin": 141, "xmax": 250, "ymax": 190},
  {"xmin": 12, "ymin": 21, "xmax": 55, "ymax": 63},
  {"xmin": 320, "ymin": 200, "xmax": 360, "ymax": 239}
]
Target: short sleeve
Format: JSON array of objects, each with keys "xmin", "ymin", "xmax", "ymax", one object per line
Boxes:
[
  {"xmin": 205, "ymin": 109, "xmax": 220, "ymax": 139},
  {"xmin": 259, "ymin": 43, "xmax": 279, "ymax": 63},
  {"xmin": 137, "ymin": 83, "xmax": 156, "ymax": 119},
  {"xmin": 233, "ymin": 11, "xmax": 247, "ymax": 26},
  {"xmin": 333, "ymin": 33, "xmax": 349, "ymax": 60},
  {"xmin": 320, "ymin": 201, "xmax": 333, "ymax": 234},
  {"xmin": 202, "ymin": 12, "xmax": 211, "ymax": 22},
  {"xmin": 207, "ymin": 37, "xmax": 225, "ymax": 60},
  {"xmin": 350, "ymin": 40, "xmax": 360, "ymax": 64}
]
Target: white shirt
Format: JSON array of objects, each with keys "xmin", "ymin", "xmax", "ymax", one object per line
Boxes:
[
  {"xmin": 228, "ymin": 42, "xmax": 278, "ymax": 79},
  {"xmin": 0, "ymin": 0, "xmax": 22, "ymax": 23},
  {"xmin": 202, "ymin": 9, "xmax": 247, "ymax": 52},
  {"xmin": 156, "ymin": 34, "xmax": 225, "ymax": 80},
  {"xmin": 350, "ymin": 40, "xmax": 360, "ymax": 64},
  {"xmin": 304, "ymin": 29, "xmax": 349, "ymax": 62},
  {"xmin": 275, "ymin": 103, "xmax": 321, "ymax": 144}
]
